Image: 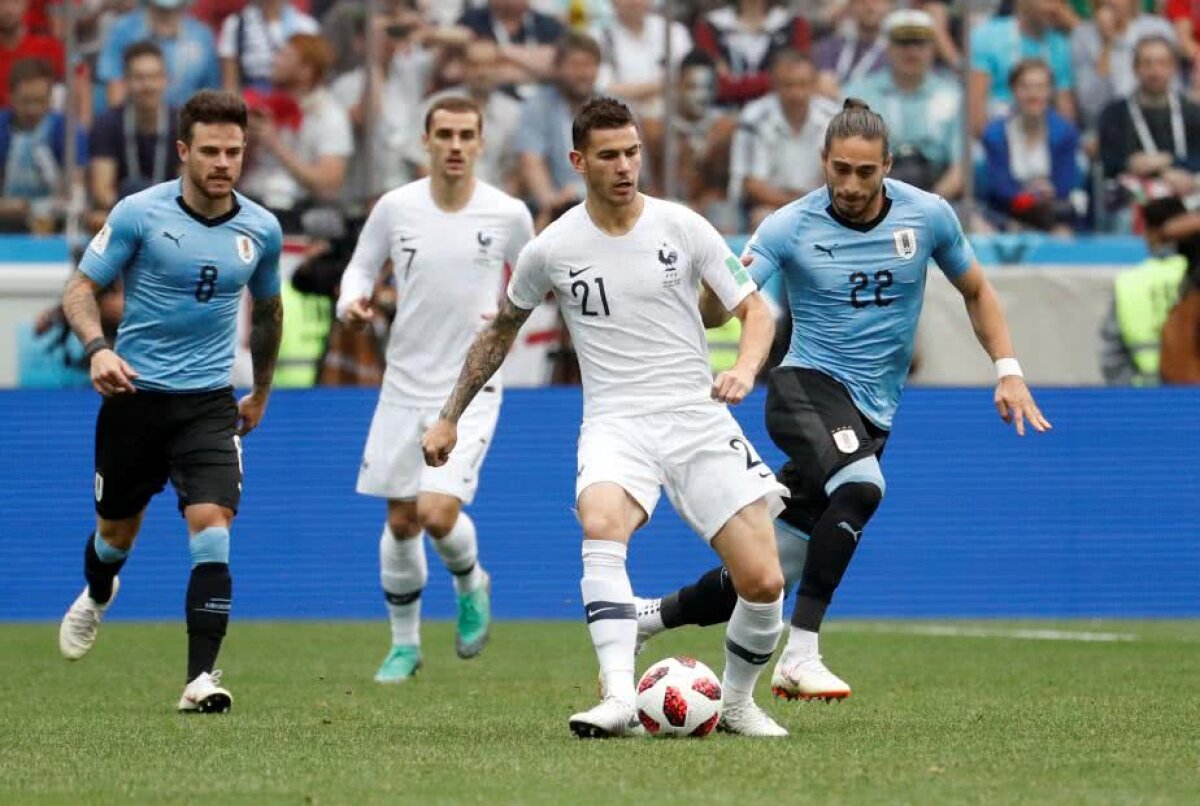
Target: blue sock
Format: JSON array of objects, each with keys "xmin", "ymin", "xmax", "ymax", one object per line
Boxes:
[
  {"xmin": 189, "ymin": 527, "xmax": 230, "ymax": 566},
  {"xmin": 94, "ymin": 532, "xmax": 129, "ymax": 563}
]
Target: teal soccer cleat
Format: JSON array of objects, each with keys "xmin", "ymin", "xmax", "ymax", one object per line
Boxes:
[
  {"xmin": 455, "ymin": 571, "xmax": 491, "ymax": 659},
  {"xmin": 374, "ymin": 645, "xmax": 422, "ymax": 683}
]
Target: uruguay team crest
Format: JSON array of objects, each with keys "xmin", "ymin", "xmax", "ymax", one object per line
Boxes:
[
  {"xmin": 832, "ymin": 427, "xmax": 860, "ymax": 454},
  {"xmin": 893, "ymin": 227, "xmax": 917, "ymax": 260},
  {"xmin": 236, "ymin": 235, "xmax": 255, "ymax": 264}
]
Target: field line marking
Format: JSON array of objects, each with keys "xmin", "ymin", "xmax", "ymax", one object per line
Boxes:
[{"xmin": 828, "ymin": 624, "xmax": 1139, "ymax": 642}]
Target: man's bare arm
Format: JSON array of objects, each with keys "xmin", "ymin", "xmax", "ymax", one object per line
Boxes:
[
  {"xmin": 63, "ymin": 269, "xmax": 108, "ymax": 345},
  {"xmin": 440, "ymin": 297, "xmax": 533, "ymax": 422},
  {"xmin": 249, "ymin": 294, "xmax": 283, "ymax": 396}
]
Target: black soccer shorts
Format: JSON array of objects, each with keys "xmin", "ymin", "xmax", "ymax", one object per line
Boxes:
[
  {"xmin": 93, "ymin": 388, "xmax": 242, "ymax": 520},
  {"xmin": 764, "ymin": 366, "xmax": 889, "ymax": 534}
]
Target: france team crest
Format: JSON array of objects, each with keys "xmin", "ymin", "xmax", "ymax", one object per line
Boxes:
[
  {"xmin": 236, "ymin": 235, "xmax": 256, "ymax": 264},
  {"xmin": 893, "ymin": 228, "xmax": 917, "ymax": 260}
]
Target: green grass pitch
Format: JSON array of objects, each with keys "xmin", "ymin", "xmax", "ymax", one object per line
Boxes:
[{"xmin": 2, "ymin": 620, "xmax": 1197, "ymax": 804}]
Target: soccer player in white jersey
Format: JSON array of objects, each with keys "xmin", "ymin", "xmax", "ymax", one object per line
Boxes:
[
  {"xmin": 423, "ymin": 98, "xmax": 792, "ymax": 738},
  {"xmin": 337, "ymin": 96, "xmax": 535, "ymax": 683}
]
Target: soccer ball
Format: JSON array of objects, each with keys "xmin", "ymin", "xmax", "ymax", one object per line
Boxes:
[{"xmin": 636, "ymin": 656, "xmax": 722, "ymax": 737}]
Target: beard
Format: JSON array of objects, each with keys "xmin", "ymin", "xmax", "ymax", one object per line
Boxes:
[{"xmin": 827, "ymin": 178, "xmax": 884, "ymax": 222}]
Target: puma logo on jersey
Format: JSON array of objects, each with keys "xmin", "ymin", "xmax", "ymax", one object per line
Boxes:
[
  {"xmin": 163, "ymin": 231, "xmax": 184, "ymax": 248},
  {"xmin": 814, "ymin": 243, "xmax": 836, "ymax": 258},
  {"xmin": 568, "ymin": 265, "xmax": 595, "ymax": 278},
  {"xmin": 837, "ymin": 521, "xmax": 862, "ymax": 542}
]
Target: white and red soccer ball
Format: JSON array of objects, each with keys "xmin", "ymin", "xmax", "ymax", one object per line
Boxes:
[{"xmin": 636, "ymin": 656, "xmax": 722, "ymax": 738}]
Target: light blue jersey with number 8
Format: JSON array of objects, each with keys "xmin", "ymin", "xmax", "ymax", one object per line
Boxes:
[
  {"xmin": 79, "ymin": 179, "xmax": 282, "ymax": 392},
  {"xmin": 746, "ymin": 178, "xmax": 974, "ymax": 429}
]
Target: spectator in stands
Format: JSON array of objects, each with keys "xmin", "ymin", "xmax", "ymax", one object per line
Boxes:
[
  {"xmin": 218, "ymin": 0, "xmax": 319, "ymax": 93},
  {"xmin": 693, "ymin": 0, "xmax": 811, "ymax": 106},
  {"xmin": 0, "ymin": 58, "xmax": 85, "ymax": 233},
  {"xmin": 814, "ymin": 0, "xmax": 891, "ymax": 99},
  {"xmin": 730, "ymin": 49, "xmax": 836, "ymax": 229},
  {"xmin": 87, "ymin": 41, "xmax": 178, "ymax": 229},
  {"xmin": 982, "ymin": 59, "xmax": 1081, "ymax": 233},
  {"xmin": 458, "ymin": 0, "xmax": 565, "ymax": 86},
  {"xmin": 1097, "ymin": 36, "xmax": 1200, "ymax": 198},
  {"xmin": 592, "ymin": 0, "xmax": 691, "ymax": 121},
  {"xmin": 1070, "ymin": 0, "xmax": 1175, "ymax": 133},
  {"xmin": 1164, "ymin": 0, "xmax": 1200, "ymax": 67},
  {"xmin": 240, "ymin": 33, "xmax": 351, "ymax": 228},
  {"xmin": 0, "ymin": 0, "xmax": 64, "ymax": 109},
  {"xmin": 1099, "ymin": 195, "xmax": 1191, "ymax": 385},
  {"xmin": 643, "ymin": 50, "xmax": 737, "ymax": 231},
  {"xmin": 845, "ymin": 9, "xmax": 961, "ymax": 198},
  {"xmin": 427, "ymin": 38, "xmax": 522, "ymax": 191},
  {"xmin": 969, "ymin": 0, "xmax": 1076, "ymax": 137},
  {"xmin": 515, "ymin": 31, "xmax": 600, "ymax": 229},
  {"xmin": 331, "ymin": 8, "xmax": 439, "ymax": 201},
  {"xmin": 98, "ymin": 0, "xmax": 220, "ymax": 108}
]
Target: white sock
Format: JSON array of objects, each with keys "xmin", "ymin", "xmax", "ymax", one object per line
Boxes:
[
  {"xmin": 723, "ymin": 595, "xmax": 784, "ymax": 702},
  {"xmin": 379, "ymin": 526, "xmax": 427, "ymax": 647},
  {"xmin": 580, "ymin": 539, "xmax": 636, "ymax": 706},
  {"xmin": 774, "ymin": 519, "xmax": 810, "ymax": 591},
  {"xmin": 636, "ymin": 597, "xmax": 665, "ymax": 636},
  {"xmin": 431, "ymin": 512, "xmax": 485, "ymax": 595},
  {"xmin": 780, "ymin": 625, "xmax": 820, "ymax": 665}
]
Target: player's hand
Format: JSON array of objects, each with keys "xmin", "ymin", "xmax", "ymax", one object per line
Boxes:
[
  {"xmin": 994, "ymin": 376, "xmax": 1051, "ymax": 436},
  {"xmin": 90, "ymin": 349, "xmax": 138, "ymax": 396},
  {"xmin": 422, "ymin": 419, "xmax": 458, "ymax": 467},
  {"xmin": 342, "ymin": 297, "xmax": 374, "ymax": 328},
  {"xmin": 236, "ymin": 391, "xmax": 269, "ymax": 436},
  {"xmin": 712, "ymin": 367, "xmax": 755, "ymax": 405}
]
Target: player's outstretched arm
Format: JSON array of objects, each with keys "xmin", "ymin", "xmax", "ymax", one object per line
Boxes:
[
  {"xmin": 423, "ymin": 297, "xmax": 533, "ymax": 467},
  {"xmin": 63, "ymin": 269, "xmax": 138, "ymax": 396},
  {"xmin": 712, "ymin": 291, "xmax": 774, "ymax": 405},
  {"xmin": 951, "ymin": 263, "xmax": 1052, "ymax": 436},
  {"xmin": 238, "ymin": 294, "xmax": 283, "ymax": 436}
]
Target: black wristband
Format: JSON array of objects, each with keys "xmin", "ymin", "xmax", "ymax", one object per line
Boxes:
[{"xmin": 83, "ymin": 338, "xmax": 110, "ymax": 363}]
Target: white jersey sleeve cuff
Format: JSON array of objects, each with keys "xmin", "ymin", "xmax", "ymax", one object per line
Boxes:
[{"xmin": 505, "ymin": 284, "xmax": 539, "ymax": 313}]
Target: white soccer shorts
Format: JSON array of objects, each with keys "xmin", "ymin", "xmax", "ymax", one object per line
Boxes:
[
  {"xmin": 357, "ymin": 386, "xmax": 501, "ymax": 503},
  {"xmin": 575, "ymin": 403, "xmax": 787, "ymax": 541}
]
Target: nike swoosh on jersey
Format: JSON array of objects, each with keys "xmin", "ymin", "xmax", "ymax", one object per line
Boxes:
[{"xmin": 568, "ymin": 265, "xmax": 595, "ymax": 277}]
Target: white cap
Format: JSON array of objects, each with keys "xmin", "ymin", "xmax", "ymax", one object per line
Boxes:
[{"xmin": 884, "ymin": 9, "xmax": 936, "ymax": 42}]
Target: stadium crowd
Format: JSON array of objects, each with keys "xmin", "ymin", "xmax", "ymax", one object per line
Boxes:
[{"xmin": 4, "ymin": 0, "xmax": 1199, "ymax": 383}]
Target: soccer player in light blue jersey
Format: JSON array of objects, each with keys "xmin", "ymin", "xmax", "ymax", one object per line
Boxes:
[
  {"xmin": 57, "ymin": 91, "xmax": 284, "ymax": 714},
  {"xmin": 636, "ymin": 98, "xmax": 1051, "ymax": 700}
]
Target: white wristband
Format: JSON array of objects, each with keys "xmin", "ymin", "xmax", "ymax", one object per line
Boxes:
[{"xmin": 995, "ymin": 358, "xmax": 1023, "ymax": 379}]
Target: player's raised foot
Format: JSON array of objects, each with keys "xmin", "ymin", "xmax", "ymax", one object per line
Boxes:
[
  {"xmin": 177, "ymin": 670, "xmax": 232, "ymax": 713},
  {"xmin": 59, "ymin": 578, "xmax": 120, "ymax": 660},
  {"xmin": 771, "ymin": 656, "xmax": 852, "ymax": 702},
  {"xmin": 455, "ymin": 571, "xmax": 491, "ymax": 659},
  {"xmin": 717, "ymin": 699, "xmax": 789, "ymax": 738},
  {"xmin": 569, "ymin": 697, "xmax": 642, "ymax": 739},
  {"xmin": 374, "ymin": 644, "xmax": 422, "ymax": 683}
]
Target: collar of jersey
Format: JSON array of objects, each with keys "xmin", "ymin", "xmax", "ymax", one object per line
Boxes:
[
  {"xmin": 826, "ymin": 189, "xmax": 892, "ymax": 233},
  {"xmin": 175, "ymin": 193, "xmax": 242, "ymax": 228}
]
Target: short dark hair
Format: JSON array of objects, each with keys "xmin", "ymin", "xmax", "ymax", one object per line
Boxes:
[
  {"xmin": 572, "ymin": 96, "xmax": 635, "ymax": 150},
  {"xmin": 8, "ymin": 57, "xmax": 55, "ymax": 92},
  {"xmin": 123, "ymin": 40, "xmax": 164, "ymax": 71},
  {"xmin": 1134, "ymin": 34, "xmax": 1177, "ymax": 67},
  {"xmin": 769, "ymin": 47, "xmax": 811, "ymax": 72},
  {"xmin": 555, "ymin": 31, "xmax": 602, "ymax": 66},
  {"xmin": 424, "ymin": 95, "xmax": 484, "ymax": 134},
  {"xmin": 1143, "ymin": 196, "xmax": 1186, "ymax": 230},
  {"xmin": 680, "ymin": 49, "xmax": 716, "ymax": 72},
  {"xmin": 178, "ymin": 90, "xmax": 248, "ymax": 144},
  {"xmin": 1008, "ymin": 57, "xmax": 1054, "ymax": 91},
  {"xmin": 823, "ymin": 97, "xmax": 890, "ymax": 158}
]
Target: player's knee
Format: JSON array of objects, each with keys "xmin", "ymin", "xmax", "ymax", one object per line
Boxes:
[
  {"xmin": 386, "ymin": 502, "xmax": 421, "ymax": 538},
  {"xmin": 417, "ymin": 500, "xmax": 461, "ymax": 539},
  {"xmin": 184, "ymin": 503, "xmax": 233, "ymax": 535},
  {"xmin": 829, "ymin": 481, "xmax": 883, "ymax": 524},
  {"xmin": 731, "ymin": 560, "xmax": 785, "ymax": 603},
  {"xmin": 579, "ymin": 511, "xmax": 633, "ymax": 543}
]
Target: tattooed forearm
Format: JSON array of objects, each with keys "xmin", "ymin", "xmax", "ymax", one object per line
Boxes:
[
  {"xmin": 249, "ymin": 294, "xmax": 284, "ymax": 394},
  {"xmin": 440, "ymin": 298, "xmax": 532, "ymax": 422},
  {"xmin": 62, "ymin": 270, "xmax": 106, "ymax": 344}
]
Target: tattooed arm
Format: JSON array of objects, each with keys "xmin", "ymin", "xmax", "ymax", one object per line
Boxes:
[
  {"xmin": 422, "ymin": 297, "xmax": 533, "ymax": 466},
  {"xmin": 237, "ymin": 294, "xmax": 284, "ymax": 436},
  {"xmin": 64, "ymin": 269, "xmax": 139, "ymax": 396}
]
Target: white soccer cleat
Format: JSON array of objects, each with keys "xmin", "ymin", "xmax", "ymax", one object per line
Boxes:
[
  {"xmin": 717, "ymin": 699, "xmax": 789, "ymax": 737},
  {"xmin": 771, "ymin": 656, "xmax": 852, "ymax": 702},
  {"xmin": 59, "ymin": 578, "xmax": 120, "ymax": 660},
  {"xmin": 569, "ymin": 697, "xmax": 641, "ymax": 739},
  {"xmin": 177, "ymin": 670, "xmax": 233, "ymax": 714}
]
